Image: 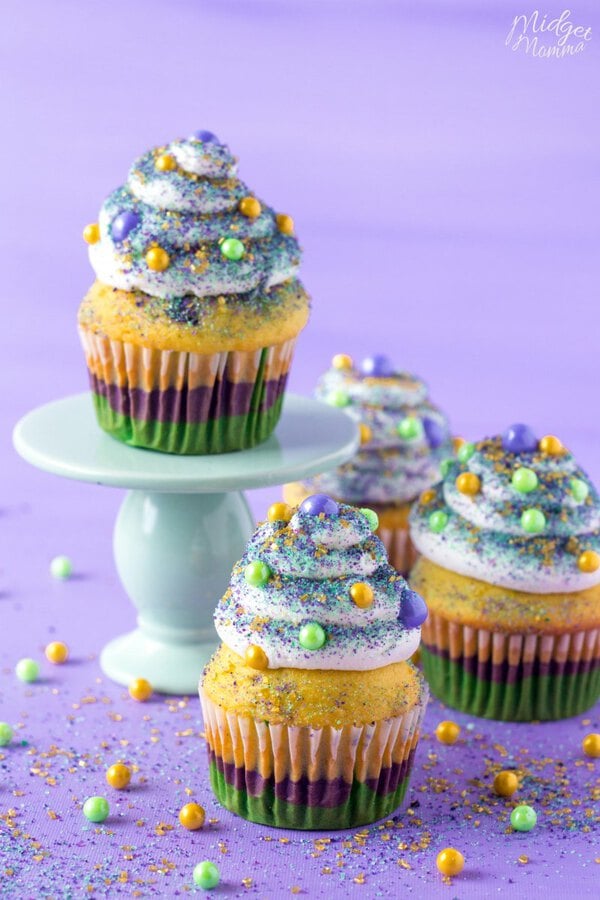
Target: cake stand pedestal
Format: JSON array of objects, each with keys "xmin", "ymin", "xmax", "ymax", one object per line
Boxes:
[{"xmin": 13, "ymin": 393, "xmax": 358, "ymax": 694}]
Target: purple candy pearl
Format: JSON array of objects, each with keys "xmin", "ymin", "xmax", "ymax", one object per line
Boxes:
[
  {"xmin": 502, "ymin": 423, "xmax": 538, "ymax": 453},
  {"xmin": 191, "ymin": 130, "xmax": 219, "ymax": 143},
  {"xmin": 360, "ymin": 354, "xmax": 394, "ymax": 378},
  {"xmin": 423, "ymin": 417, "xmax": 447, "ymax": 449},
  {"xmin": 300, "ymin": 494, "xmax": 340, "ymax": 517},
  {"xmin": 111, "ymin": 210, "xmax": 141, "ymax": 242},
  {"xmin": 399, "ymin": 588, "xmax": 428, "ymax": 629}
]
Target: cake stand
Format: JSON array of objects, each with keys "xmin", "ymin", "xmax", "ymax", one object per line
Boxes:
[{"xmin": 13, "ymin": 393, "xmax": 358, "ymax": 694}]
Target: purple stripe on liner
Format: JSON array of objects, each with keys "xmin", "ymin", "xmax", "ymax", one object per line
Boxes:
[
  {"xmin": 424, "ymin": 642, "xmax": 600, "ymax": 683},
  {"xmin": 89, "ymin": 370, "xmax": 289, "ymax": 424},
  {"xmin": 209, "ymin": 748, "xmax": 416, "ymax": 807}
]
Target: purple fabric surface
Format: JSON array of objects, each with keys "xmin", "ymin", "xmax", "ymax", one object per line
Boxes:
[{"xmin": 1, "ymin": 0, "xmax": 599, "ymax": 896}]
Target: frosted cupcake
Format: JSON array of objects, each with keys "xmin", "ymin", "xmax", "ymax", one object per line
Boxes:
[
  {"xmin": 78, "ymin": 130, "xmax": 309, "ymax": 454},
  {"xmin": 200, "ymin": 494, "xmax": 429, "ymax": 829},
  {"xmin": 284, "ymin": 354, "xmax": 451, "ymax": 573},
  {"xmin": 409, "ymin": 424, "xmax": 600, "ymax": 721}
]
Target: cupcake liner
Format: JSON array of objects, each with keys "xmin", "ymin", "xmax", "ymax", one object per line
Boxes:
[
  {"xmin": 79, "ymin": 328, "xmax": 297, "ymax": 454},
  {"xmin": 199, "ymin": 685, "xmax": 428, "ymax": 829},
  {"xmin": 421, "ymin": 608, "xmax": 600, "ymax": 721},
  {"xmin": 377, "ymin": 524, "xmax": 418, "ymax": 577}
]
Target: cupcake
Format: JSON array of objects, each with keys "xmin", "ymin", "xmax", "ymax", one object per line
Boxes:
[
  {"xmin": 200, "ymin": 493, "xmax": 429, "ymax": 829},
  {"xmin": 284, "ymin": 353, "xmax": 451, "ymax": 573},
  {"xmin": 78, "ymin": 130, "xmax": 309, "ymax": 454},
  {"xmin": 409, "ymin": 424, "xmax": 600, "ymax": 721}
]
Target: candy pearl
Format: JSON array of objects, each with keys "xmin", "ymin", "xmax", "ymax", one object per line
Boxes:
[
  {"xmin": 510, "ymin": 805, "xmax": 537, "ymax": 832},
  {"xmin": 582, "ymin": 733, "xmax": 600, "ymax": 758},
  {"xmin": 82, "ymin": 223, "xmax": 100, "ymax": 244},
  {"xmin": 502, "ymin": 423, "xmax": 538, "ymax": 454},
  {"xmin": 397, "ymin": 417, "xmax": 423, "ymax": 441},
  {"xmin": 360, "ymin": 507, "xmax": 379, "ymax": 532},
  {"xmin": 455, "ymin": 472, "xmax": 481, "ymax": 496},
  {"xmin": 327, "ymin": 389, "xmax": 350, "ymax": 408},
  {"xmin": 521, "ymin": 509, "xmax": 546, "ymax": 534},
  {"xmin": 128, "ymin": 678, "xmax": 153, "ymax": 702},
  {"xmin": 399, "ymin": 588, "xmax": 428, "ymax": 628},
  {"xmin": 299, "ymin": 623, "xmax": 326, "ymax": 651},
  {"xmin": 239, "ymin": 196, "xmax": 261, "ymax": 218},
  {"xmin": 570, "ymin": 478, "xmax": 589, "ymax": 503},
  {"xmin": 146, "ymin": 246, "xmax": 170, "ymax": 271},
  {"xmin": 539, "ymin": 434, "xmax": 564, "ymax": 455},
  {"xmin": 436, "ymin": 848, "xmax": 464, "ymax": 877},
  {"xmin": 191, "ymin": 130, "xmax": 219, "ymax": 143},
  {"xmin": 440, "ymin": 458, "xmax": 456, "ymax": 478},
  {"xmin": 15, "ymin": 658, "xmax": 39, "ymax": 683},
  {"xmin": 83, "ymin": 796, "xmax": 109, "ymax": 823},
  {"xmin": 179, "ymin": 802, "xmax": 206, "ymax": 830},
  {"xmin": 452, "ymin": 437, "xmax": 465, "ymax": 453},
  {"xmin": 155, "ymin": 153, "xmax": 176, "ymax": 171},
  {"xmin": 267, "ymin": 502, "xmax": 293, "ymax": 523},
  {"xmin": 359, "ymin": 423, "xmax": 372, "ymax": 445},
  {"xmin": 493, "ymin": 770, "xmax": 519, "ymax": 797},
  {"xmin": 578, "ymin": 550, "xmax": 600, "ymax": 573},
  {"xmin": 45, "ymin": 641, "xmax": 69, "ymax": 664},
  {"xmin": 300, "ymin": 494, "xmax": 339, "ymax": 517},
  {"xmin": 244, "ymin": 644, "xmax": 269, "ymax": 670},
  {"xmin": 350, "ymin": 582, "xmax": 374, "ymax": 609},
  {"xmin": 111, "ymin": 210, "xmax": 140, "ymax": 242},
  {"xmin": 193, "ymin": 861, "xmax": 220, "ymax": 890},
  {"xmin": 276, "ymin": 213, "xmax": 294, "ymax": 235},
  {"xmin": 457, "ymin": 442, "xmax": 475, "ymax": 464},
  {"xmin": 429, "ymin": 511, "xmax": 448, "ymax": 533},
  {"xmin": 331, "ymin": 353, "xmax": 353, "ymax": 370},
  {"xmin": 360, "ymin": 354, "xmax": 394, "ymax": 378},
  {"xmin": 512, "ymin": 467, "xmax": 538, "ymax": 493},
  {"xmin": 244, "ymin": 560, "xmax": 272, "ymax": 587},
  {"xmin": 423, "ymin": 417, "xmax": 446, "ymax": 449},
  {"xmin": 220, "ymin": 237, "xmax": 245, "ymax": 261},
  {"xmin": 435, "ymin": 721, "xmax": 460, "ymax": 745},
  {"xmin": 50, "ymin": 555, "xmax": 72, "ymax": 579},
  {"xmin": 0, "ymin": 722, "xmax": 13, "ymax": 746},
  {"xmin": 106, "ymin": 763, "xmax": 131, "ymax": 790},
  {"xmin": 420, "ymin": 489, "xmax": 436, "ymax": 505}
]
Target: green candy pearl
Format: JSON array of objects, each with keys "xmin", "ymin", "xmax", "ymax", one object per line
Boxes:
[
  {"xmin": 193, "ymin": 861, "xmax": 220, "ymax": 890},
  {"xmin": 220, "ymin": 237, "xmax": 245, "ymax": 261},
  {"xmin": 244, "ymin": 561, "xmax": 271, "ymax": 588},
  {"xmin": 83, "ymin": 796, "xmax": 110, "ymax": 823},
  {"xmin": 15, "ymin": 658, "xmax": 39, "ymax": 683},
  {"xmin": 299, "ymin": 622, "xmax": 326, "ymax": 650},
  {"xmin": 571, "ymin": 478, "xmax": 589, "ymax": 503},
  {"xmin": 0, "ymin": 722, "xmax": 13, "ymax": 746},
  {"xmin": 521, "ymin": 508, "xmax": 546, "ymax": 534},
  {"xmin": 328, "ymin": 389, "xmax": 350, "ymax": 408},
  {"xmin": 50, "ymin": 555, "xmax": 72, "ymax": 579},
  {"xmin": 360, "ymin": 507, "xmax": 379, "ymax": 532},
  {"xmin": 512, "ymin": 467, "xmax": 538, "ymax": 494},
  {"xmin": 440, "ymin": 458, "xmax": 456, "ymax": 478},
  {"xmin": 397, "ymin": 417, "xmax": 423, "ymax": 440},
  {"xmin": 429, "ymin": 511, "xmax": 448, "ymax": 533},
  {"xmin": 510, "ymin": 804, "xmax": 537, "ymax": 832},
  {"xmin": 457, "ymin": 442, "xmax": 475, "ymax": 463}
]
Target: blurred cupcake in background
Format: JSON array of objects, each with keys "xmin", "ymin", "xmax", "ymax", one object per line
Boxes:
[{"xmin": 284, "ymin": 354, "xmax": 452, "ymax": 573}]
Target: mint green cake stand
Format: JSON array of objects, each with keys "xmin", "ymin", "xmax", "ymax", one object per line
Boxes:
[{"xmin": 13, "ymin": 393, "xmax": 359, "ymax": 694}]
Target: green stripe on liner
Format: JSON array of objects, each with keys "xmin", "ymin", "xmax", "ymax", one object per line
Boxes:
[
  {"xmin": 208, "ymin": 760, "xmax": 412, "ymax": 830},
  {"xmin": 421, "ymin": 647, "xmax": 600, "ymax": 722},
  {"xmin": 91, "ymin": 390, "xmax": 284, "ymax": 455}
]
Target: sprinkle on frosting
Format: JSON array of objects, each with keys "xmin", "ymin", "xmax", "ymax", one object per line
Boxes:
[
  {"xmin": 214, "ymin": 499, "xmax": 426, "ymax": 670},
  {"xmin": 410, "ymin": 425, "xmax": 600, "ymax": 593}
]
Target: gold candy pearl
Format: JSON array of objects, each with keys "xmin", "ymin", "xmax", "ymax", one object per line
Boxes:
[
  {"xmin": 155, "ymin": 153, "xmax": 176, "ymax": 172},
  {"xmin": 578, "ymin": 550, "xmax": 600, "ymax": 573},
  {"xmin": 83, "ymin": 223, "xmax": 100, "ymax": 244},
  {"xmin": 146, "ymin": 246, "xmax": 170, "ymax": 271},
  {"xmin": 239, "ymin": 196, "xmax": 261, "ymax": 218},
  {"xmin": 276, "ymin": 213, "xmax": 294, "ymax": 235},
  {"xmin": 456, "ymin": 472, "xmax": 481, "ymax": 496},
  {"xmin": 453, "ymin": 436, "xmax": 465, "ymax": 453},
  {"xmin": 539, "ymin": 434, "xmax": 564, "ymax": 455},
  {"xmin": 359, "ymin": 424, "xmax": 372, "ymax": 445},
  {"xmin": 420, "ymin": 489, "xmax": 436, "ymax": 505},
  {"xmin": 350, "ymin": 582, "xmax": 374, "ymax": 609},
  {"xmin": 493, "ymin": 770, "xmax": 519, "ymax": 797},
  {"xmin": 582, "ymin": 733, "xmax": 600, "ymax": 758},
  {"xmin": 245, "ymin": 644, "xmax": 269, "ymax": 670},
  {"xmin": 332, "ymin": 353, "xmax": 353, "ymax": 370},
  {"xmin": 267, "ymin": 502, "xmax": 293, "ymax": 523},
  {"xmin": 435, "ymin": 720, "xmax": 461, "ymax": 745}
]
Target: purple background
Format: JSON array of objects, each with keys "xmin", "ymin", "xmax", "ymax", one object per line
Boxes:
[{"xmin": 1, "ymin": 1, "xmax": 599, "ymax": 895}]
